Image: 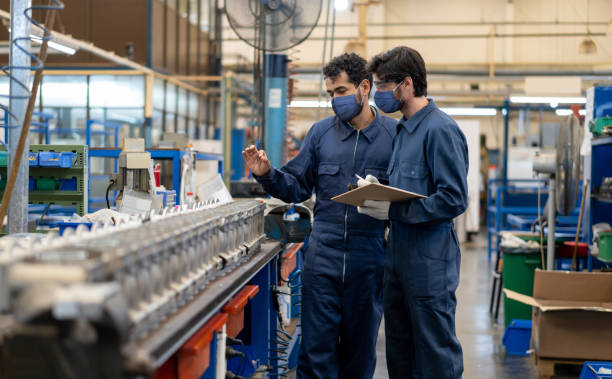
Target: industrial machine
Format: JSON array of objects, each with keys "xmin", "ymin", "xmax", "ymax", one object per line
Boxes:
[
  {"xmin": 109, "ymin": 138, "xmax": 161, "ymax": 214},
  {"xmin": 533, "ymin": 115, "xmax": 582, "ymax": 269},
  {"xmin": 0, "ymin": 199, "xmax": 267, "ymax": 378}
]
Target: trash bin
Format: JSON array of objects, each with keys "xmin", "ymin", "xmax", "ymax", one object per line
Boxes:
[{"xmin": 502, "ymin": 245, "xmax": 542, "ymax": 327}]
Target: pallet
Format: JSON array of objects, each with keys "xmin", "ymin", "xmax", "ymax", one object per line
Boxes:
[{"xmin": 534, "ymin": 355, "xmax": 585, "ymax": 378}]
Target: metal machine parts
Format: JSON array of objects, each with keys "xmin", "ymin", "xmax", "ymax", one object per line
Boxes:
[{"xmin": 0, "ymin": 200, "xmax": 265, "ymax": 343}]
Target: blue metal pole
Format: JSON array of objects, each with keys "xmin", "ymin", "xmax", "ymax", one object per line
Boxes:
[
  {"xmin": 264, "ymin": 54, "xmax": 289, "ymax": 168},
  {"xmin": 502, "ymin": 100, "xmax": 510, "ymax": 186}
]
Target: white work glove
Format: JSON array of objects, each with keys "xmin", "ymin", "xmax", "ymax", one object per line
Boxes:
[
  {"xmin": 357, "ymin": 174, "xmax": 379, "ymax": 187},
  {"xmin": 357, "ymin": 200, "xmax": 390, "ymax": 220}
]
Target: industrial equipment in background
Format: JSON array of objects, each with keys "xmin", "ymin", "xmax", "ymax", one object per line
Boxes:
[
  {"xmin": 532, "ymin": 115, "xmax": 582, "ymax": 270},
  {"xmin": 109, "ymin": 138, "xmax": 161, "ymax": 215}
]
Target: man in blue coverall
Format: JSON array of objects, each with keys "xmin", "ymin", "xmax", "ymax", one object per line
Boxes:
[
  {"xmin": 359, "ymin": 46, "xmax": 468, "ymax": 378},
  {"xmin": 242, "ymin": 53, "xmax": 396, "ymax": 379}
]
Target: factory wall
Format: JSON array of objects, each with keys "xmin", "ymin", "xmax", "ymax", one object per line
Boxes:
[
  {"xmin": 0, "ymin": 0, "xmax": 213, "ymax": 75},
  {"xmin": 221, "ymin": 0, "xmax": 612, "ymax": 70}
]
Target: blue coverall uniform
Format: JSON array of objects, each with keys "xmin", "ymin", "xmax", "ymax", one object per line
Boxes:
[
  {"xmin": 385, "ymin": 100, "xmax": 468, "ymax": 379},
  {"xmin": 255, "ymin": 109, "xmax": 396, "ymax": 379}
]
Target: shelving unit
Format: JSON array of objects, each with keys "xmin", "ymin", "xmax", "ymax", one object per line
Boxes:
[{"xmin": 0, "ymin": 144, "xmax": 88, "ymax": 216}]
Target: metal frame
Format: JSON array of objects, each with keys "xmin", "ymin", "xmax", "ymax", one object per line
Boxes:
[{"xmin": 88, "ymin": 148, "xmax": 223, "ymax": 206}]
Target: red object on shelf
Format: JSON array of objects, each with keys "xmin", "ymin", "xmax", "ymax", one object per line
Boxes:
[
  {"xmin": 154, "ymin": 313, "xmax": 228, "ymax": 379},
  {"xmin": 558, "ymin": 241, "xmax": 589, "ymax": 258},
  {"xmin": 280, "ymin": 243, "xmax": 302, "ymax": 282},
  {"xmin": 177, "ymin": 313, "xmax": 228, "ymax": 379},
  {"xmin": 222, "ymin": 285, "xmax": 259, "ymax": 337},
  {"xmin": 154, "ymin": 163, "xmax": 161, "ymax": 187}
]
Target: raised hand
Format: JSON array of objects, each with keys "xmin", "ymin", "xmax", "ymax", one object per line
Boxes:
[{"xmin": 242, "ymin": 145, "xmax": 271, "ymax": 177}]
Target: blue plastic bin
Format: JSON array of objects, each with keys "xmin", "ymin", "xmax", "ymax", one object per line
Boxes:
[
  {"xmin": 59, "ymin": 177, "xmax": 77, "ymax": 191},
  {"xmin": 39, "ymin": 151, "xmax": 74, "ymax": 168},
  {"xmin": 57, "ymin": 221, "xmax": 93, "ymax": 235},
  {"xmin": 28, "ymin": 177, "xmax": 36, "ymax": 190},
  {"xmin": 580, "ymin": 362, "xmax": 612, "ymax": 379},
  {"xmin": 28, "ymin": 152, "xmax": 39, "ymax": 167},
  {"xmin": 502, "ymin": 319, "xmax": 532, "ymax": 356}
]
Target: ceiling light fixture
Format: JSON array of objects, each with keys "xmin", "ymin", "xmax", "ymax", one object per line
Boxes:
[
  {"xmin": 440, "ymin": 107, "xmax": 497, "ymax": 116},
  {"xmin": 510, "ymin": 96, "xmax": 586, "ymax": 104},
  {"xmin": 289, "ymin": 100, "xmax": 331, "ymax": 108},
  {"xmin": 555, "ymin": 109, "xmax": 586, "ymax": 116},
  {"xmin": 30, "ymin": 34, "xmax": 76, "ymax": 55},
  {"xmin": 579, "ymin": 0, "xmax": 598, "ymax": 54}
]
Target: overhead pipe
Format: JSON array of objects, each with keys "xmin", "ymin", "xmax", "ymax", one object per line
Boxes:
[{"xmin": 224, "ymin": 31, "xmax": 608, "ymax": 42}]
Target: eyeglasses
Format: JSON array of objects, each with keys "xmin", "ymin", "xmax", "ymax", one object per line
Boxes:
[{"xmin": 373, "ymin": 80, "xmax": 403, "ymax": 91}]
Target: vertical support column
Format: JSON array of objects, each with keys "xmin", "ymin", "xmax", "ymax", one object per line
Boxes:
[
  {"xmin": 502, "ymin": 100, "xmax": 510, "ymax": 186},
  {"xmin": 144, "ymin": 74, "xmax": 154, "ymax": 148},
  {"xmin": 357, "ymin": 1, "xmax": 368, "ymax": 56},
  {"xmin": 547, "ymin": 179, "xmax": 556, "ymax": 270},
  {"xmin": 264, "ymin": 54, "xmax": 288, "ymax": 168},
  {"xmin": 222, "ymin": 71, "xmax": 234, "ymax": 186},
  {"xmin": 7, "ymin": 0, "xmax": 32, "ymax": 234}
]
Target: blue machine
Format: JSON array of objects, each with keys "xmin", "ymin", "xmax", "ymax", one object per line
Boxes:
[{"xmin": 584, "ymin": 86, "xmax": 612, "ymax": 271}]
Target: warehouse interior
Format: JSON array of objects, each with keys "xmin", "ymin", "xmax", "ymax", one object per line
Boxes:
[{"xmin": 0, "ymin": 0, "xmax": 611, "ymax": 378}]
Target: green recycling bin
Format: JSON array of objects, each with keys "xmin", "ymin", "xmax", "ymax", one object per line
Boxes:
[{"xmin": 502, "ymin": 246, "xmax": 542, "ymax": 327}]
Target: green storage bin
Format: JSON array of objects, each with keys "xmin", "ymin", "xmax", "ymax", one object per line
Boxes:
[
  {"xmin": 502, "ymin": 247, "xmax": 542, "ymax": 327},
  {"xmin": 598, "ymin": 231, "xmax": 612, "ymax": 262},
  {"xmin": 0, "ymin": 151, "xmax": 7, "ymax": 167},
  {"xmin": 36, "ymin": 178, "xmax": 57, "ymax": 191}
]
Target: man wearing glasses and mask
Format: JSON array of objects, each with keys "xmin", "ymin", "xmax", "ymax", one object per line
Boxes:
[
  {"xmin": 242, "ymin": 53, "xmax": 395, "ymax": 379},
  {"xmin": 360, "ymin": 46, "xmax": 468, "ymax": 379}
]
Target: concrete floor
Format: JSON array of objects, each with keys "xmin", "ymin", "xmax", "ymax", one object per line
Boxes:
[{"xmin": 372, "ymin": 235, "xmax": 540, "ymax": 379}]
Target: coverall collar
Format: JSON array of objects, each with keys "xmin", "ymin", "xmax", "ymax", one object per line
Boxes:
[
  {"xmin": 339, "ymin": 106, "xmax": 380, "ymax": 142},
  {"xmin": 397, "ymin": 98, "xmax": 436, "ymax": 134}
]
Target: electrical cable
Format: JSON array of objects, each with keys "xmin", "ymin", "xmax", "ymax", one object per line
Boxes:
[{"xmin": 106, "ymin": 179, "xmax": 115, "ymax": 209}]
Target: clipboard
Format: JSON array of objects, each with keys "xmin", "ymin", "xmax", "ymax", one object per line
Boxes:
[{"xmin": 331, "ymin": 183, "xmax": 427, "ymax": 207}]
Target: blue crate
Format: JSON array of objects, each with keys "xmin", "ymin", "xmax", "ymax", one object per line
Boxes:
[
  {"xmin": 28, "ymin": 177, "xmax": 36, "ymax": 190},
  {"xmin": 59, "ymin": 177, "xmax": 77, "ymax": 191},
  {"xmin": 28, "ymin": 152, "xmax": 39, "ymax": 167},
  {"xmin": 156, "ymin": 189, "xmax": 177, "ymax": 207},
  {"xmin": 39, "ymin": 151, "xmax": 74, "ymax": 168},
  {"xmin": 580, "ymin": 362, "xmax": 612, "ymax": 379},
  {"xmin": 57, "ymin": 221, "xmax": 93, "ymax": 236},
  {"xmin": 502, "ymin": 319, "xmax": 532, "ymax": 356}
]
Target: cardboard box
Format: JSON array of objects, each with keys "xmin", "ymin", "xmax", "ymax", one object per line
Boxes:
[{"xmin": 504, "ymin": 269, "xmax": 612, "ymax": 360}]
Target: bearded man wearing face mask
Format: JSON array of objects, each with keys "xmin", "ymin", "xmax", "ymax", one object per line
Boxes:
[
  {"xmin": 361, "ymin": 46, "xmax": 468, "ymax": 379},
  {"xmin": 242, "ymin": 53, "xmax": 395, "ymax": 379}
]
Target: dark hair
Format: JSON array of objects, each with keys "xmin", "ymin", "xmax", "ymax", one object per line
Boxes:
[
  {"xmin": 323, "ymin": 53, "xmax": 372, "ymax": 94},
  {"xmin": 366, "ymin": 46, "xmax": 427, "ymax": 97}
]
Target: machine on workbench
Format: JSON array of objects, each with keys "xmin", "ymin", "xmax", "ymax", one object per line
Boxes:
[{"xmin": 0, "ymin": 199, "xmax": 272, "ymax": 378}]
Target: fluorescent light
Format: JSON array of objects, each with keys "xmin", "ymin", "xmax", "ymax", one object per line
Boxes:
[
  {"xmin": 335, "ymin": 0, "xmax": 349, "ymax": 11},
  {"xmin": 510, "ymin": 96, "xmax": 586, "ymax": 104},
  {"xmin": 440, "ymin": 107, "xmax": 497, "ymax": 116},
  {"xmin": 30, "ymin": 35, "xmax": 76, "ymax": 55},
  {"xmin": 555, "ymin": 109, "xmax": 586, "ymax": 116},
  {"xmin": 289, "ymin": 100, "xmax": 331, "ymax": 108}
]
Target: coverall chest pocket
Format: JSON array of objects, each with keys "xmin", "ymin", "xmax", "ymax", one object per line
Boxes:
[
  {"xmin": 398, "ymin": 161, "xmax": 428, "ymax": 195},
  {"xmin": 317, "ymin": 163, "xmax": 341, "ymax": 199}
]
